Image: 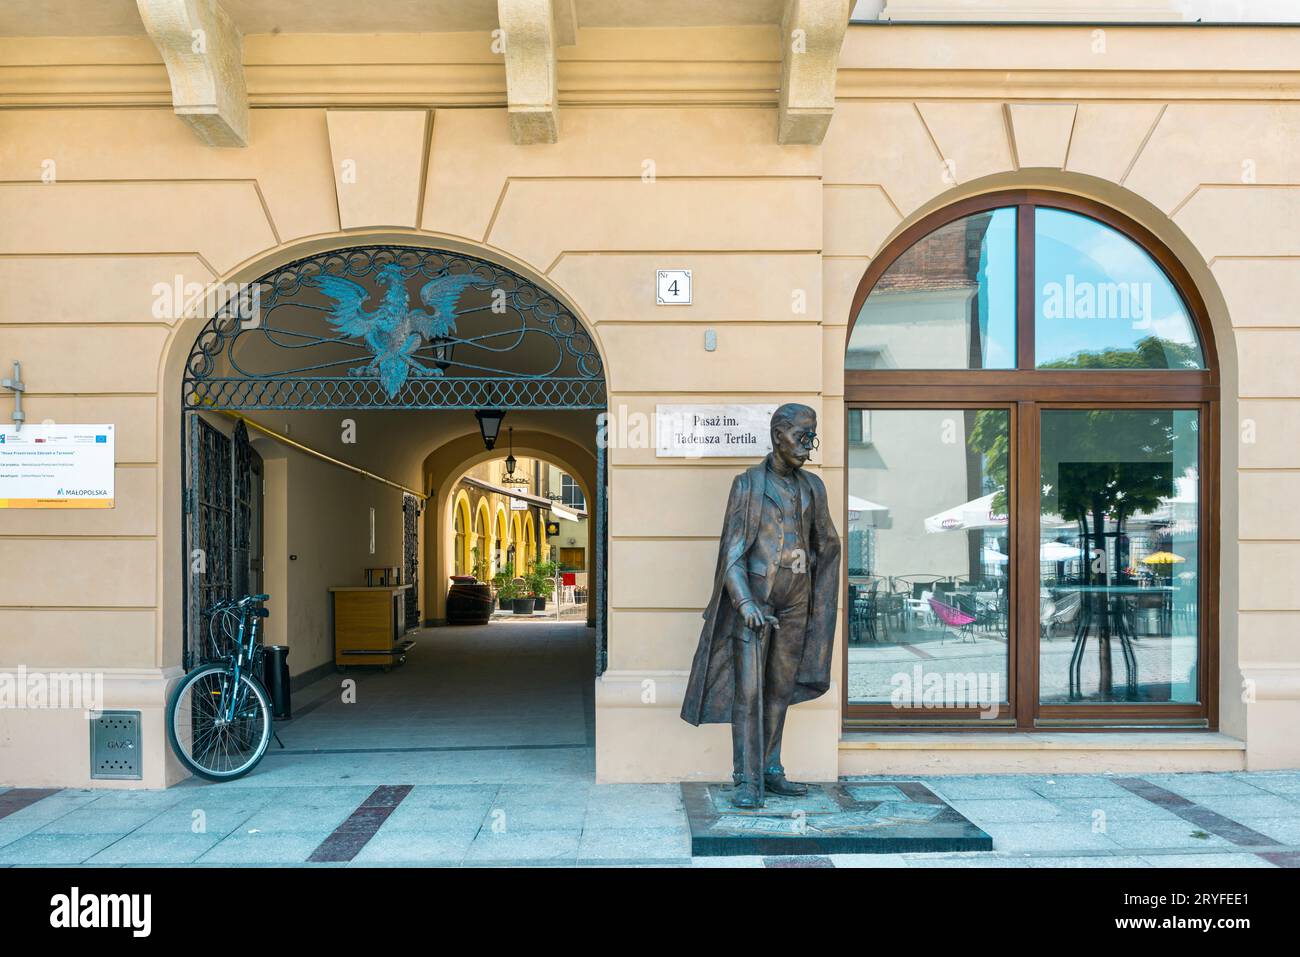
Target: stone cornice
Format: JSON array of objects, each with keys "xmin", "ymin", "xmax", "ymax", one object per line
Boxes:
[
  {"xmin": 879, "ymin": 0, "xmax": 1183, "ymax": 20},
  {"xmin": 5, "ymin": 24, "xmax": 1300, "ymax": 111}
]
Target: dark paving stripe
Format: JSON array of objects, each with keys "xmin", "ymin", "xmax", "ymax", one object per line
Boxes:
[
  {"xmin": 1113, "ymin": 778, "xmax": 1196, "ymax": 809},
  {"xmin": 1114, "ymin": 777, "xmax": 1286, "ymax": 866},
  {"xmin": 308, "ymin": 784, "xmax": 413, "ymax": 863},
  {"xmin": 1257, "ymin": 850, "xmax": 1300, "ymax": 868},
  {"xmin": 764, "ymin": 856, "xmax": 835, "ymax": 868},
  {"xmin": 0, "ymin": 788, "xmax": 59, "ymax": 820},
  {"xmin": 269, "ymin": 742, "xmax": 588, "ymax": 757}
]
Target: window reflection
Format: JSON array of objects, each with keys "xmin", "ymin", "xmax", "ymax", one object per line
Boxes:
[
  {"xmin": 848, "ymin": 208, "xmax": 1016, "ymax": 370},
  {"xmin": 1035, "ymin": 209, "xmax": 1205, "ymax": 370},
  {"xmin": 847, "ymin": 409, "xmax": 1010, "ymax": 710},
  {"xmin": 1039, "ymin": 409, "xmax": 1199, "ymax": 703}
]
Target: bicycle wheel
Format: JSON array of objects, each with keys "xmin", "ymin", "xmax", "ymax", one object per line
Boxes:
[{"xmin": 167, "ymin": 664, "xmax": 273, "ymax": 781}]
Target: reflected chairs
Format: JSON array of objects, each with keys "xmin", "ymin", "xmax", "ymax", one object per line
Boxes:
[
  {"xmin": 897, "ymin": 574, "xmax": 945, "ymax": 601},
  {"xmin": 1041, "ymin": 589, "xmax": 1082, "ymax": 639},
  {"xmin": 879, "ymin": 589, "xmax": 906, "ymax": 636},
  {"xmin": 956, "ymin": 590, "xmax": 1004, "ymax": 637},
  {"xmin": 849, "ymin": 581, "xmax": 878, "ymax": 644},
  {"xmin": 928, "ymin": 596, "xmax": 976, "ymax": 644}
]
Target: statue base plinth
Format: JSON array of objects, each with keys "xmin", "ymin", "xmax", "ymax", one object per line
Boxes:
[{"xmin": 681, "ymin": 781, "xmax": 992, "ymax": 857}]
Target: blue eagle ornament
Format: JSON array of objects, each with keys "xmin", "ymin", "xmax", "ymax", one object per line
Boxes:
[{"xmin": 307, "ymin": 263, "xmax": 482, "ymax": 397}]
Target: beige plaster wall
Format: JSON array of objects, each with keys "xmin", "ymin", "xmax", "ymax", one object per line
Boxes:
[{"xmin": 1, "ymin": 22, "xmax": 1299, "ymax": 787}]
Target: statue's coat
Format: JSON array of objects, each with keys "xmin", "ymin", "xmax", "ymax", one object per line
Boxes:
[{"xmin": 680, "ymin": 455, "xmax": 841, "ymax": 726}]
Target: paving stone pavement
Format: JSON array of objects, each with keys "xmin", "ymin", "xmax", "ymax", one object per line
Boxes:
[
  {"xmin": 0, "ymin": 772, "xmax": 1296, "ymax": 867},
  {"xmin": 1, "ymin": 626, "xmax": 1297, "ymax": 867}
]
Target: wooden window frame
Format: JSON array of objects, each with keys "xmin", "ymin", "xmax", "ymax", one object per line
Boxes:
[{"xmin": 841, "ymin": 190, "xmax": 1219, "ymax": 732}]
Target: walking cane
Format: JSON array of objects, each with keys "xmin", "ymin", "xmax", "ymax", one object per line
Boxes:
[{"xmin": 755, "ymin": 617, "xmax": 773, "ymax": 808}]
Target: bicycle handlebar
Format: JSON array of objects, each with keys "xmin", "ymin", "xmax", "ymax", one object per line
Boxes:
[{"xmin": 201, "ymin": 594, "xmax": 271, "ymax": 618}]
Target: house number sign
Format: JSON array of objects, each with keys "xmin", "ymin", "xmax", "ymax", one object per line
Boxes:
[{"xmin": 656, "ymin": 269, "xmax": 692, "ymax": 305}]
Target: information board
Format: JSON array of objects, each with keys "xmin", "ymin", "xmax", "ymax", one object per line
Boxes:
[{"xmin": 0, "ymin": 424, "xmax": 115, "ymax": 508}]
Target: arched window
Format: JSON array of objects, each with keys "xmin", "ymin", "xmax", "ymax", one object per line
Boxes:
[
  {"xmin": 495, "ymin": 509, "xmax": 509, "ymax": 575},
  {"xmin": 453, "ymin": 499, "xmax": 468, "ymax": 577},
  {"xmin": 844, "ymin": 191, "xmax": 1217, "ymax": 730},
  {"xmin": 473, "ymin": 502, "xmax": 489, "ymax": 581}
]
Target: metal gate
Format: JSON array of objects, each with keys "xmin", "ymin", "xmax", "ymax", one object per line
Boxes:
[
  {"xmin": 402, "ymin": 493, "xmax": 421, "ymax": 631},
  {"xmin": 230, "ymin": 420, "xmax": 258, "ymax": 598},
  {"xmin": 184, "ymin": 416, "xmax": 261, "ymax": 669}
]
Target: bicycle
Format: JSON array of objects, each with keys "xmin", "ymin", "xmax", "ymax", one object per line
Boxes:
[{"xmin": 166, "ymin": 593, "xmax": 276, "ymax": 781}]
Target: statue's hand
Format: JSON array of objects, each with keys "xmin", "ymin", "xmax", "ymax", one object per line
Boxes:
[{"xmin": 739, "ymin": 600, "xmax": 767, "ymax": 631}]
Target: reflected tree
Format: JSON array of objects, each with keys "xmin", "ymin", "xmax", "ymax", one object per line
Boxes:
[
  {"xmin": 1042, "ymin": 411, "xmax": 1180, "ymax": 700},
  {"xmin": 1040, "ymin": 336, "xmax": 1202, "ymax": 370}
]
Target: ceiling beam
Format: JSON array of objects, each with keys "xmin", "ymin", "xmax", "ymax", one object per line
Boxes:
[
  {"xmin": 136, "ymin": 0, "xmax": 249, "ymax": 147},
  {"xmin": 778, "ymin": 0, "xmax": 852, "ymax": 145},
  {"xmin": 497, "ymin": 0, "xmax": 560, "ymax": 144}
]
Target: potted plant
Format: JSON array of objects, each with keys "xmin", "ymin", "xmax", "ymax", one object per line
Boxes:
[
  {"xmin": 510, "ymin": 577, "xmax": 535, "ymax": 616},
  {"xmin": 529, "ymin": 561, "xmax": 557, "ymax": 611},
  {"xmin": 471, "ymin": 547, "xmax": 489, "ymax": 584},
  {"xmin": 492, "ymin": 563, "xmax": 516, "ymax": 610}
]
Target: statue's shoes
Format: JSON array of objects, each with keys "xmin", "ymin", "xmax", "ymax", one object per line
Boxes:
[
  {"xmin": 731, "ymin": 784, "xmax": 763, "ymax": 809},
  {"xmin": 764, "ymin": 773, "xmax": 808, "ymax": 797}
]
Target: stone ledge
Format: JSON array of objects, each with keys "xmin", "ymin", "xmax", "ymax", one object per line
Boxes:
[{"xmin": 841, "ymin": 731, "xmax": 1245, "ymax": 751}]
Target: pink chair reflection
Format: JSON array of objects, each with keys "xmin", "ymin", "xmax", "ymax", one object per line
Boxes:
[{"xmin": 927, "ymin": 597, "xmax": 976, "ymax": 644}]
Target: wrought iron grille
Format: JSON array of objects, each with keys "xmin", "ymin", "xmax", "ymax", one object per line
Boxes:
[
  {"xmin": 230, "ymin": 420, "xmax": 256, "ymax": 598},
  {"xmin": 187, "ymin": 417, "xmax": 231, "ymax": 669},
  {"xmin": 183, "ymin": 245, "xmax": 606, "ymax": 411},
  {"xmin": 184, "ymin": 417, "xmax": 261, "ymax": 669},
  {"xmin": 403, "ymin": 493, "xmax": 421, "ymax": 631}
]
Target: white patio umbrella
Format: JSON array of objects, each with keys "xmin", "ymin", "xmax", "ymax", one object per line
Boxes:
[
  {"xmin": 981, "ymin": 546, "xmax": 1009, "ymax": 565},
  {"xmin": 849, "ymin": 495, "xmax": 887, "ymax": 513},
  {"xmin": 924, "ymin": 491, "xmax": 1008, "ymax": 533},
  {"xmin": 848, "ymin": 494, "xmax": 887, "ymax": 526},
  {"xmin": 1040, "ymin": 541, "xmax": 1085, "ymax": 562},
  {"xmin": 926, "ymin": 489, "xmax": 1072, "ymax": 534}
]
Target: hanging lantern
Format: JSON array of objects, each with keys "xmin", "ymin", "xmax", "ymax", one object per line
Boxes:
[{"xmin": 475, "ymin": 409, "xmax": 505, "ymax": 450}]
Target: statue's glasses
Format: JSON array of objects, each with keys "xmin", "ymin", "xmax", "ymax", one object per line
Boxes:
[{"xmin": 796, "ymin": 430, "xmax": 820, "ymax": 451}]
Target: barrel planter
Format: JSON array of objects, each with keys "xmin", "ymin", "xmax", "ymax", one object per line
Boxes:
[
  {"xmin": 534, "ymin": 596, "xmax": 547, "ymax": 611},
  {"xmin": 446, "ymin": 577, "xmax": 492, "ymax": 625},
  {"xmin": 512, "ymin": 597, "xmax": 536, "ymax": 616}
]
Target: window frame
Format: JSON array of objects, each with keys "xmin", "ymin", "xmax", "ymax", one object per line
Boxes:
[
  {"xmin": 560, "ymin": 473, "xmax": 586, "ymax": 510},
  {"xmin": 842, "ymin": 190, "xmax": 1219, "ymax": 732}
]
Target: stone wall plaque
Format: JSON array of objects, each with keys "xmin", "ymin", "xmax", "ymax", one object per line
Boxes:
[{"xmin": 654, "ymin": 404, "xmax": 777, "ymax": 458}]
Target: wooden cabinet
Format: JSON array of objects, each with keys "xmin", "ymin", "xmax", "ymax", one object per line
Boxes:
[{"xmin": 330, "ymin": 585, "xmax": 414, "ymax": 668}]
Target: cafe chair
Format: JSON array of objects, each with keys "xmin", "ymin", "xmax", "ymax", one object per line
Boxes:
[
  {"xmin": 1041, "ymin": 590, "xmax": 1082, "ymax": 639},
  {"xmin": 928, "ymin": 596, "xmax": 976, "ymax": 644}
]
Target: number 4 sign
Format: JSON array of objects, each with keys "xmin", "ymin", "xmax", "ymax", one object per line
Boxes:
[{"xmin": 656, "ymin": 269, "xmax": 692, "ymax": 305}]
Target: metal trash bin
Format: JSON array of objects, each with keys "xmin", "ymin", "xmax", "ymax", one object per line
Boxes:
[{"xmin": 261, "ymin": 645, "xmax": 291, "ymax": 719}]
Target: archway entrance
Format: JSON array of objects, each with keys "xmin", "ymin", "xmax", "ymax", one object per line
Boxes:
[{"xmin": 179, "ymin": 243, "xmax": 607, "ymax": 776}]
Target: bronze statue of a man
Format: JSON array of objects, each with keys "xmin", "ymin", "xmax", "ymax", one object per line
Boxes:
[{"xmin": 680, "ymin": 403, "xmax": 840, "ymax": 808}]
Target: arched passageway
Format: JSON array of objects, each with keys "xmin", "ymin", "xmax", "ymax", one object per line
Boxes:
[{"xmin": 171, "ymin": 239, "xmax": 608, "ymax": 781}]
